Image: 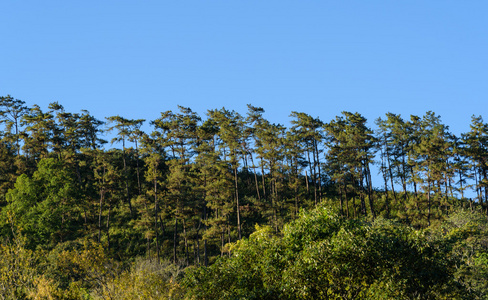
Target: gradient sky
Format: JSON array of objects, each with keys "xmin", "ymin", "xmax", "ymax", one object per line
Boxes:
[{"xmin": 1, "ymin": 1, "xmax": 487, "ymax": 137}]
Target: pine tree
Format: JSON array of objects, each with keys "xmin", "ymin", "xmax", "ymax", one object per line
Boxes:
[
  {"xmin": 409, "ymin": 112, "xmax": 452, "ymax": 226},
  {"xmin": 207, "ymin": 108, "xmax": 245, "ymax": 240},
  {"xmin": 0, "ymin": 95, "xmax": 29, "ymax": 156},
  {"xmin": 290, "ymin": 112, "xmax": 324, "ymax": 204},
  {"xmin": 325, "ymin": 112, "xmax": 376, "ymax": 218},
  {"xmin": 463, "ymin": 115, "xmax": 488, "ymax": 209},
  {"xmin": 21, "ymin": 105, "xmax": 54, "ymax": 163}
]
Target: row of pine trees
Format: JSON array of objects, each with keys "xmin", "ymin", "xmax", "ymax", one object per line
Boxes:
[{"xmin": 1, "ymin": 95, "xmax": 488, "ymax": 265}]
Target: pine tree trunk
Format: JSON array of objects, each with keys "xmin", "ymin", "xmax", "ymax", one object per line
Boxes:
[
  {"xmin": 204, "ymin": 238, "xmax": 208, "ymax": 266},
  {"xmin": 98, "ymin": 182, "xmax": 104, "ymax": 243},
  {"xmin": 106, "ymin": 204, "xmax": 111, "ymax": 249},
  {"xmin": 339, "ymin": 185, "xmax": 344, "ymax": 216},
  {"xmin": 154, "ymin": 178, "xmax": 160, "ymax": 263},
  {"xmin": 459, "ymin": 172, "xmax": 464, "ymax": 199},
  {"xmin": 250, "ymin": 153, "xmax": 261, "ymax": 201},
  {"xmin": 428, "ymin": 180, "xmax": 431, "ymax": 227},
  {"xmin": 401, "ymin": 155, "xmax": 408, "ymax": 203},
  {"xmin": 386, "ymin": 147, "xmax": 398, "ymax": 204},
  {"xmin": 315, "ymin": 140, "xmax": 322, "ymax": 202},
  {"xmin": 308, "ymin": 149, "xmax": 317, "ymax": 205},
  {"xmin": 475, "ymin": 167, "xmax": 481, "ymax": 201},
  {"xmin": 122, "ymin": 139, "xmax": 133, "ymax": 216},
  {"xmin": 183, "ymin": 219, "xmax": 189, "ymax": 265},
  {"xmin": 135, "ymin": 140, "xmax": 141, "ymax": 195},
  {"xmin": 173, "ymin": 217, "xmax": 178, "ymax": 263},
  {"xmin": 227, "ymin": 223, "xmax": 231, "ymax": 257},
  {"xmin": 305, "ymin": 171, "xmax": 309, "ymax": 195},
  {"xmin": 366, "ymin": 165, "xmax": 375, "ymax": 219},
  {"xmin": 382, "ymin": 154, "xmax": 390, "ymax": 218},
  {"xmin": 203, "ymin": 176, "xmax": 208, "ymax": 266},
  {"xmin": 196, "ymin": 232, "xmax": 200, "ymax": 265},
  {"xmin": 358, "ymin": 172, "xmax": 367, "ymax": 216},
  {"xmin": 234, "ymin": 166, "xmax": 241, "ymax": 240},
  {"xmin": 295, "ymin": 165, "xmax": 299, "ymax": 217},
  {"xmin": 352, "ymin": 196, "xmax": 357, "ymax": 219},
  {"xmin": 220, "ymin": 227, "xmax": 224, "ymax": 257}
]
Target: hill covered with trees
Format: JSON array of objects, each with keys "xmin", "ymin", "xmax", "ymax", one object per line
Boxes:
[{"xmin": 1, "ymin": 95, "xmax": 488, "ymax": 299}]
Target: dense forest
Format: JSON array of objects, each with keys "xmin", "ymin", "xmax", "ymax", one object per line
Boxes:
[{"xmin": 1, "ymin": 94, "xmax": 488, "ymax": 299}]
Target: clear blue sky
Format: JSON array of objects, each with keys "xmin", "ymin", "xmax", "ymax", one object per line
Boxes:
[{"xmin": 1, "ymin": 1, "xmax": 487, "ymax": 136}]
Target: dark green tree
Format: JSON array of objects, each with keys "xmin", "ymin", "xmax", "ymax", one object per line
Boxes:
[
  {"xmin": 290, "ymin": 111, "xmax": 324, "ymax": 204},
  {"xmin": 324, "ymin": 112, "xmax": 376, "ymax": 219},
  {"xmin": 0, "ymin": 95, "xmax": 29, "ymax": 156},
  {"xmin": 207, "ymin": 108, "xmax": 246, "ymax": 240}
]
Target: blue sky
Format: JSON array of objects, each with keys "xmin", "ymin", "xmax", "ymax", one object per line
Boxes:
[{"xmin": 1, "ymin": 1, "xmax": 487, "ymax": 136}]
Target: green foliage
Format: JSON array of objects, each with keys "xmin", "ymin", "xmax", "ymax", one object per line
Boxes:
[
  {"xmin": 93, "ymin": 258, "xmax": 184, "ymax": 300},
  {"xmin": 184, "ymin": 205, "xmax": 466, "ymax": 299},
  {"xmin": 429, "ymin": 209, "xmax": 488, "ymax": 298},
  {"xmin": 1, "ymin": 158, "xmax": 82, "ymax": 248},
  {"xmin": 184, "ymin": 224, "xmax": 282, "ymax": 299},
  {"xmin": 0, "ymin": 235, "xmax": 37, "ymax": 299}
]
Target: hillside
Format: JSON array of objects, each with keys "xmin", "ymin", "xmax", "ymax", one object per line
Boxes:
[{"xmin": 1, "ymin": 95, "xmax": 488, "ymax": 298}]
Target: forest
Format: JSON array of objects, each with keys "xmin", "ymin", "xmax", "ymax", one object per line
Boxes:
[{"xmin": 1, "ymin": 94, "xmax": 488, "ymax": 299}]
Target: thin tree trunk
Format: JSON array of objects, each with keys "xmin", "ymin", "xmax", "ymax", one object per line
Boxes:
[
  {"xmin": 196, "ymin": 230, "xmax": 200, "ymax": 265},
  {"xmin": 203, "ymin": 174, "xmax": 208, "ymax": 266},
  {"xmin": 160, "ymin": 216, "xmax": 165, "ymax": 242},
  {"xmin": 307, "ymin": 149, "xmax": 317, "ymax": 205},
  {"xmin": 250, "ymin": 153, "xmax": 261, "ymax": 201},
  {"xmin": 344, "ymin": 182, "xmax": 349, "ymax": 218},
  {"xmin": 15, "ymin": 120, "xmax": 20, "ymax": 156},
  {"xmin": 358, "ymin": 172, "xmax": 367, "ymax": 216},
  {"xmin": 272, "ymin": 177, "xmax": 278, "ymax": 233},
  {"xmin": 204, "ymin": 238, "xmax": 208, "ymax": 266},
  {"xmin": 221, "ymin": 227, "xmax": 224, "ymax": 257},
  {"xmin": 444, "ymin": 175, "xmax": 450, "ymax": 214},
  {"xmin": 305, "ymin": 171, "xmax": 309, "ymax": 194},
  {"xmin": 428, "ymin": 180, "xmax": 431, "ymax": 227},
  {"xmin": 401, "ymin": 155, "xmax": 408, "ymax": 204},
  {"xmin": 106, "ymin": 204, "xmax": 111, "ymax": 249},
  {"xmin": 382, "ymin": 152, "xmax": 390, "ymax": 218},
  {"xmin": 352, "ymin": 196, "xmax": 357, "ymax": 219},
  {"xmin": 475, "ymin": 167, "xmax": 481, "ymax": 202},
  {"xmin": 261, "ymin": 164, "xmax": 266, "ymax": 200},
  {"xmin": 386, "ymin": 147, "xmax": 398, "ymax": 203},
  {"xmin": 315, "ymin": 140, "xmax": 322, "ymax": 201},
  {"xmin": 227, "ymin": 223, "xmax": 231, "ymax": 257},
  {"xmin": 173, "ymin": 217, "xmax": 178, "ymax": 263},
  {"xmin": 98, "ymin": 172, "xmax": 105, "ymax": 243},
  {"xmin": 183, "ymin": 219, "xmax": 189, "ymax": 265},
  {"xmin": 483, "ymin": 169, "xmax": 488, "ymax": 210},
  {"xmin": 122, "ymin": 138, "xmax": 133, "ymax": 216},
  {"xmin": 339, "ymin": 187, "xmax": 344, "ymax": 216},
  {"xmin": 459, "ymin": 172, "xmax": 464, "ymax": 199},
  {"xmin": 135, "ymin": 140, "xmax": 141, "ymax": 195},
  {"xmin": 295, "ymin": 163, "xmax": 299, "ymax": 217},
  {"xmin": 366, "ymin": 165, "xmax": 375, "ymax": 219},
  {"xmin": 154, "ymin": 178, "xmax": 160, "ymax": 263},
  {"xmin": 234, "ymin": 165, "xmax": 241, "ymax": 240}
]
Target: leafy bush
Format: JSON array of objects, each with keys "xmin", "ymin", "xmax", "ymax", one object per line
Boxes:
[
  {"xmin": 92, "ymin": 258, "xmax": 184, "ymax": 300},
  {"xmin": 183, "ymin": 205, "xmax": 466, "ymax": 299}
]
